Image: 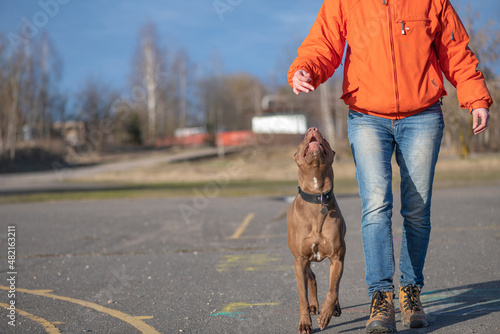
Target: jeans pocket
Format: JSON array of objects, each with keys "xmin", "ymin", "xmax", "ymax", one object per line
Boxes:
[
  {"xmin": 413, "ymin": 102, "xmax": 445, "ymax": 128},
  {"xmin": 348, "ymin": 110, "xmax": 364, "ymax": 120}
]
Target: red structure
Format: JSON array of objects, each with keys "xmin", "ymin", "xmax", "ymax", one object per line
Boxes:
[{"xmin": 156, "ymin": 130, "xmax": 255, "ymax": 148}]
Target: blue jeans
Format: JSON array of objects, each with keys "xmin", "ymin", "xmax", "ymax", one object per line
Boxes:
[{"xmin": 347, "ymin": 103, "xmax": 444, "ymax": 298}]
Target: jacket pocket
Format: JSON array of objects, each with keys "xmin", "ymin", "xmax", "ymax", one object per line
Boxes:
[
  {"xmin": 427, "ymin": 50, "xmax": 445, "ymax": 92},
  {"xmin": 397, "ymin": 18, "xmax": 431, "ymax": 37},
  {"xmin": 442, "ymin": 3, "xmax": 467, "ymax": 42}
]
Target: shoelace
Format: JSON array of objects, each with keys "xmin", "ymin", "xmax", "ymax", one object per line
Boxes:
[
  {"xmin": 402, "ymin": 285, "xmax": 423, "ymax": 311},
  {"xmin": 371, "ymin": 291, "xmax": 391, "ymax": 316}
]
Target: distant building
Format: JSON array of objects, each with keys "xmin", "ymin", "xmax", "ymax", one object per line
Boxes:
[{"xmin": 251, "ymin": 114, "xmax": 307, "ymax": 134}]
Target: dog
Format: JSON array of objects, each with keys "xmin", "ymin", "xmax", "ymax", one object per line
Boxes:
[{"xmin": 287, "ymin": 127, "xmax": 346, "ymax": 334}]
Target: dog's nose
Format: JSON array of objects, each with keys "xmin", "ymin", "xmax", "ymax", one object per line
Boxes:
[{"xmin": 308, "ymin": 127, "xmax": 318, "ymax": 133}]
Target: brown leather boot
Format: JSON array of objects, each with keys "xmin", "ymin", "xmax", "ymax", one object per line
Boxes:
[
  {"xmin": 399, "ymin": 285, "xmax": 428, "ymax": 328},
  {"xmin": 366, "ymin": 291, "xmax": 396, "ymax": 333}
]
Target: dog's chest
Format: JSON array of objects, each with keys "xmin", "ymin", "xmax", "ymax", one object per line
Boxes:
[{"xmin": 303, "ymin": 237, "xmax": 334, "ymax": 262}]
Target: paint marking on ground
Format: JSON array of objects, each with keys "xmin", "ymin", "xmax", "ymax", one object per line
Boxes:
[
  {"xmin": 220, "ymin": 302, "xmax": 279, "ymax": 313},
  {"xmin": 135, "ymin": 316, "xmax": 154, "ymax": 320},
  {"xmin": 0, "ymin": 302, "xmax": 61, "ymax": 333},
  {"xmin": 211, "ymin": 302, "xmax": 278, "ymax": 320},
  {"xmin": 216, "ymin": 254, "xmax": 293, "ymax": 272},
  {"xmin": 210, "ymin": 312, "xmax": 244, "ymax": 318},
  {"xmin": 230, "ymin": 213, "xmax": 255, "ymax": 239},
  {"xmin": 0, "ymin": 286, "xmax": 162, "ymax": 334}
]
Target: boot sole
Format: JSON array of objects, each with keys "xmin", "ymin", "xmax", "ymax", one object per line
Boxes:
[
  {"xmin": 402, "ymin": 319, "xmax": 428, "ymax": 328},
  {"xmin": 366, "ymin": 328, "xmax": 396, "ymax": 333},
  {"xmin": 366, "ymin": 321, "xmax": 397, "ymax": 333}
]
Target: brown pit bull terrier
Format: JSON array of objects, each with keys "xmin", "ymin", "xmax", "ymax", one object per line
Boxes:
[{"xmin": 287, "ymin": 127, "xmax": 346, "ymax": 334}]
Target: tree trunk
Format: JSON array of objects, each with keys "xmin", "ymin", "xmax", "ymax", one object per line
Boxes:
[
  {"xmin": 8, "ymin": 75, "xmax": 19, "ymax": 160},
  {"xmin": 178, "ymin": 55, "xmax": 187, "ymax": 130},
  {"xmin": 319, "ymin": 81, "xmax": 335, "ymax": 146},
  {"xmin": 144, "ymin": 40, "xmax": 157, "ymax": 144},
  {"xmin": 457, "ymin": 119, "xmax": 474, "ymax": 159}
]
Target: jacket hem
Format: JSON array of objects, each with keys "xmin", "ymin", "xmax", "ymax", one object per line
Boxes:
[{"xmin": 349, "ymin": 99, "xmax": 442, "ymax": 120}]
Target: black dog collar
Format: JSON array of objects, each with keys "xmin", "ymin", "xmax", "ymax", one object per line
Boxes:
[{"xmin": 298, "ymin": 185, "xmax": 334, "ymax": 213}]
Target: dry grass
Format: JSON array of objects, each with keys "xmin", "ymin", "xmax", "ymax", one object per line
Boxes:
[
  {"xmin": 2, "ymin": 146, "xmax": 498, "ymax": 204},
  {"xmin": 76, "ymin": 145, "xmax": 357, "ymax": 184},
  {"xmin": 75, "ymin": 145, "xmax": 500, "ymax": 190}
]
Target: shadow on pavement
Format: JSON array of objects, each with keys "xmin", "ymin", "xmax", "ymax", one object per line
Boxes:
[
  {"xmin": 415, "ymin": 280, "xmax": 500, "ymax": 332},
  {"xmin": 335, "ymin": 281, "xmax": 500, "ymax": 333}
]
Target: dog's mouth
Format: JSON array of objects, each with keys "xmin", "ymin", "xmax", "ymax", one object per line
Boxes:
[{"xmin": 303, "ymin": 136, "xmax": 326, "ymax": 158}]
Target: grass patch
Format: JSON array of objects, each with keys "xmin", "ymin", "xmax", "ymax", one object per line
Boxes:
[
  {"xmin": 0, "ymin": 179, "xmax": 361, "ymax": 204},
  {"xmin": 2, "ymin": 151, "xmax": 499, "ymax": 204}
]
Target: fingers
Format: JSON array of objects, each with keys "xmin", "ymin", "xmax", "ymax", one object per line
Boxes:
[
  {"xmin": 292, "ymin": 70, "xmax": 315, "ymax": 95},
  {"xmin": 472, "ymin": 108, "xmax": 490, "ymax": 135}
]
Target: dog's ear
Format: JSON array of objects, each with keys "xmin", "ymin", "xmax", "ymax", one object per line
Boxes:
[{"xmin": 332, "ymin": 149, "xmax": 336, "ymax": 162}]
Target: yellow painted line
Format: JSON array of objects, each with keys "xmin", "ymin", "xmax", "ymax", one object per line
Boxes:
[
  {"xmin": 135, "ymin": 316, "xmax": 154, "ymax": 320},
  {"xmin": 216, "ymin": 254, "xmax": 293, "ymax": 272},
  {"xmin": 230, "ymin": 213, "xmax": 255, "ymax": 239},
  {"xmin": 221, "ymin": 302, "xmax": 278, "ymax": 313},
  {"xmin": 0, "ymin": 286, "xmax": 161, "ymax": 334},
  {"xmin": 0, "ymin": 302, "xmax": 61, "ymax": 333}
]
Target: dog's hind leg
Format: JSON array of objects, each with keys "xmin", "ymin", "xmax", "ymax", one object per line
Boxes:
[{"xmin": 307, "ymin": 264, "xmax": 319, "ymax": 315}]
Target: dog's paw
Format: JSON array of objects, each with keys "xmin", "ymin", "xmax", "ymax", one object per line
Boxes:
[
  {"xmin": 298, "ymin": 316, "xmax": 313, "ymax": 334},
  {"xmin": 298, "ymin": 323, "xmax": 312, "ymax": 334},
  {"xmin": 317, "ymin": 310, "xmax": 332, "ymax": 330},
  {"xmin": 333, "ymin": 302, "xmax": 342, "ymax": 317},
  {"xmin": 309, "ymin": 304, "xmax": 319, "ymax": 315}
]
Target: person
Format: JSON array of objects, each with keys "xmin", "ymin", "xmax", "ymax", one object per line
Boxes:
[{"xmin": 288, "ymin": 0, "xmax": 492, "ymax": 332}]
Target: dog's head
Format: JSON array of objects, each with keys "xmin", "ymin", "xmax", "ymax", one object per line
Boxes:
[{"xmin": 294, "ymin": 127, "xmax": 335, "ymax": 171}]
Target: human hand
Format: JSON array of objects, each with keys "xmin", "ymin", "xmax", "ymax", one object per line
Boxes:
[
  {"xmin": 292, "ymin": 70, "xmax": 315, "ymax": 95},
  {"xmin": 472, "ymin": 108, "xmax": 490, "ymax": 135}
]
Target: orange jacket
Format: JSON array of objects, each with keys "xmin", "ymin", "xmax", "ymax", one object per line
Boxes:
[{"xmin": 288, "ymin": 0, "xmax": 493, "ymax": 119}]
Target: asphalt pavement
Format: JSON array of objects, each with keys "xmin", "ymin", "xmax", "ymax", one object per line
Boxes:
[{"xmin": 0, "ymin": 185, "xmax": 499, "ymax": 333}]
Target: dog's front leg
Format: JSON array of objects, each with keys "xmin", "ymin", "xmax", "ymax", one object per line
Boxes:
[
  {"xmin": 307, "ymin": 263, "xmax": 319, "ymax": 314},
  {"xmin": 318, "ymin": 255, "xmax": 344, "ymax": 330},
  {"xmin": 294, "ymin": 257, "xmax": 312, "ymax": 334}
]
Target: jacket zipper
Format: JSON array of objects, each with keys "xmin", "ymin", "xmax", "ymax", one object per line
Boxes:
[{"xmin": 386, "ymin": 1, "xmax": 400, "ymax": 114}]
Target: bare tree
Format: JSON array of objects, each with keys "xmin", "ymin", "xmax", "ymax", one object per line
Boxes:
[
  {"xmin": 130, "ymin": 22, "xmax": 169, "ymax": 145},
  {"xmin": 20, "ymin": 32, "xmax": 63, "ymax": 143},
  {"xmin": 75, "ymin": 76, "xmax": 119, "ymax": 152},
  {"xmin": 0, "ymin": 35, "xmax": 22, "ymax": 161},
  {"xmin": 174, "ymin": 49, "xmax": 188, "ymax": 130},
  {"xmin": 0, "ymin": 29, "xmax": 64, "ymax": 164},
  {"xmin": 6, "ymin": 59, "xmax": 20, "ymax": 160},
  {"xmin": 319, "ymin": 81, "xmax": 335, "ymax": 145},
  {"xmin": 163, "ymin": 48, "xmax": 196, "ymax": 137}
]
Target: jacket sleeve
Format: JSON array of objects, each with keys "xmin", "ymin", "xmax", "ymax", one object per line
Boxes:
[
  {"xmin": 434, "ymin": 0, "xmax": 493, "ymax": 111},
  {"xmin": 287, "ymin": 0, "xmax": 346, "ymax": 89}
]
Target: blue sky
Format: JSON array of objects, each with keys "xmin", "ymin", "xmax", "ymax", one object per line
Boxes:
[{"xmin": 1, "ymin": 0, "xmax": 498, "ymax": 96}]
